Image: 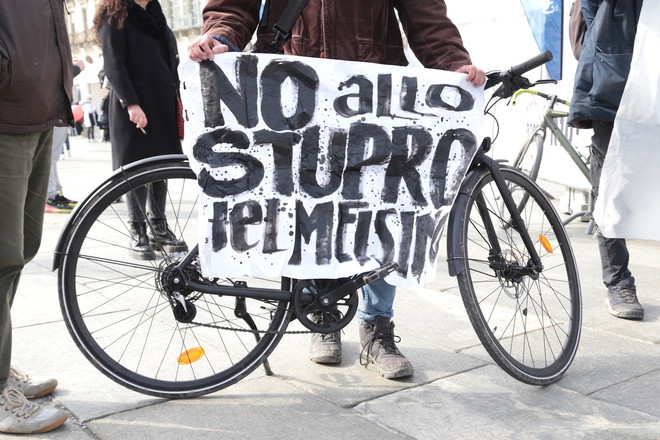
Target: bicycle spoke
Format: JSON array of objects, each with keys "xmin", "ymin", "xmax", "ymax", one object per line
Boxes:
[{"xmin": 455, "ymin": 166, "xmax": 581, "ymax": 384}]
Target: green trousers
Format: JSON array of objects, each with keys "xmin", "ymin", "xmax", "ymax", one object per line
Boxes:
[{"xmin": 0, "ymin": 129, "xmax": 52, "ymax": 389}]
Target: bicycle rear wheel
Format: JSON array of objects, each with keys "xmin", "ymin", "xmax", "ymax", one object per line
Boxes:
[
  {"xmin": 57, "ymin": 159, "xmax": 291, "ymax": 398},
  {"xmin": 453, "ymin": 165, "xmax": 581, "ymax": 385}
]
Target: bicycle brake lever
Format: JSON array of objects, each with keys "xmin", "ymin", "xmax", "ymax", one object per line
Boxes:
[{"xmin": 532, "ymin": 79, "xmax": 558, "ymax": 86}]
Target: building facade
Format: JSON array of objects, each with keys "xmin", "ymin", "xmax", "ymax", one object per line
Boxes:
[{"xmin": 65, "ymin": 0, "xmax": 206, "ymax": 101}]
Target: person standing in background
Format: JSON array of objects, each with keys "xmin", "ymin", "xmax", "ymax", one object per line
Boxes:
[
  {"xmin": 46, "ymin": 60, "xmax": 86, "ymax": 214},
  {"xmin": 93, "ymin": 0, "xmax": 187, "ymax": 259},
  {"xmin": 188, "ymin": 0, "xmax": 485, "ymax": 380},
  {"xmin": 0, "ymin": 0, "xmax": 73, "ymax": 434},
  {"xmin": 568, "ymin": 0, "xmax": 644, "ymax": 320},
  {"xmin": 98, "ymin": 93, "xmax": 111, "ymax": 142},
  {"xmin": 81, "ymin": 95, "xmax": 98, "ymax": 142}
]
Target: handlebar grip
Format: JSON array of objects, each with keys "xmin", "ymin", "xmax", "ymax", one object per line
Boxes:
[{"xmin": 509, "ymin": 50, "xmax": 553, "ymax": 76}]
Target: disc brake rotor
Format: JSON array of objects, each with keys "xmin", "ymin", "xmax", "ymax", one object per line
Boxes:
[{"xmin": 501, "ymin": 249, "xmax": 524, "ymax": 299}]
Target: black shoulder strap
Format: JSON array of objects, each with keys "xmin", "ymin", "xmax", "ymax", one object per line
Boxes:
[
  {"xmin": 272, "ymin": 0, "xmax": 308, "ymax": 40},
  {"xmin": 259, "ymin": 0, "xmax": 308, "ymax": 53}
]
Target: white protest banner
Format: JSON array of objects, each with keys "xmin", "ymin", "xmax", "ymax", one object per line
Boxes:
[{"xmin": 179, "ymin": 53, "xmax": 484, "ymax": 286}]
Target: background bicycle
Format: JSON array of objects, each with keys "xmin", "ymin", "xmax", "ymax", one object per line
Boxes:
[{"xmin": 488, "ymin": 81, "xmax": 595, "ymax": 232}]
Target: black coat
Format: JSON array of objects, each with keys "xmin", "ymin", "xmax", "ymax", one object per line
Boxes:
[{"xmin": 99, "ymin": 1, "xmax": 182, "ymax": 169}]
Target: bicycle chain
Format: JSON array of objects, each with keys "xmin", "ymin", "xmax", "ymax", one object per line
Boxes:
[{"xmin": 189, "ymin": 320, "xmax": 315, "ymax": 335}]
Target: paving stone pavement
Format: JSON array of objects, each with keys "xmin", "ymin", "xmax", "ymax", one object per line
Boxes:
[{"xmin": 6, "ymin": 137, "xmax": 659, "ymax": 439}]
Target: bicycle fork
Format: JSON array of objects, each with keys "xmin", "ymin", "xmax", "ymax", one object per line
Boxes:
[
  {"xmin": 447, "ymin": 150, "xmax": 544, "ymax": 280},
  {"xmin": 481, "ymin": 155, "xmax": 544, "ymax": 279}
]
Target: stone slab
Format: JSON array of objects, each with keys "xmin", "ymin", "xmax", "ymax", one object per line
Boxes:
[
  {"xmin": 354, "ymin": 365, "xmax": 660, "ymax": 440},
  {"xmin": 266, "ymin": 315, "xmax": 486, "ymax": 408},
  {"xmin": 591, "ymin": 369, "xmax": 660, "ymax": 418},
  {"xmin": 11, "ymin": 322, "xmax": 164, "ymax": 422},
  {"xmin": 87, "ymin": 376, "xmax": 408, "ymax": 440}
]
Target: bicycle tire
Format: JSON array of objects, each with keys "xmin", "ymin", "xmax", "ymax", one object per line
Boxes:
[
  {"xmin": 453, "ymin": 165, "xmax": 581, "ymax": 385},
  {"xmin": 58, "ymin": 159, "xmax": 292, "ymax": 398},
  {"xmin": 512, "ymin": 130, "xmax": 544, "ymax": 182}
]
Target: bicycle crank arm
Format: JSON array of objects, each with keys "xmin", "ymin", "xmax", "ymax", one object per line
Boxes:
[{"xmin": 318, "ymin": 263, "xmax": 399, "ymax": 306}]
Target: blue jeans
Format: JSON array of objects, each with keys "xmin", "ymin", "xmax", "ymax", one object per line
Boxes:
[
  {"xmin": 0, "ymin": 130, "xmax": 53, "ymax": 388},
  {"xmin": 358, "ymin": 278, "xmax": 395, "ymax": 322}
]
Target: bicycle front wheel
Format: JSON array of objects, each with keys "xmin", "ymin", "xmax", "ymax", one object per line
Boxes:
[
  {"xmin": 453, "ymin": 165, "xmax": 581, "ymax": 385},
  {"xmin": 57, "ymin": 159, "xmax": 291, "ymax": 398}
]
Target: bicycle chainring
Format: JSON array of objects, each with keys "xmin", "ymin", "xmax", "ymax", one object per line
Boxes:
[{"xmin": 292, "ymin": 279, "xmax": 358, "ymax": 333}]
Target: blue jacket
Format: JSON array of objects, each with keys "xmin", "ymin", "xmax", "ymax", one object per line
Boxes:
[{"xmin": 568, "ymin": 0, "xmax": 643, "ymax": 128}]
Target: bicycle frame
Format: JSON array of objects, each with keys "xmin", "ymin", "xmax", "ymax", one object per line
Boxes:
[
  {"xmin": 53, "ymin": 150, "xmax": 544, "ymax": 310},
  {"xmin": 511, "ymin": 89, "xmax": 594, "ymax": 230},
  {"xmin": 512, "ymin": 89, "xmax": 589, "ymax": 180},
  {"xmin": 52, "ymin": 153, "xmax": 397, "ymax": 334},
  {"xmin": 164, "ymin": 241, "xmax": 395, "ymax": 305}
]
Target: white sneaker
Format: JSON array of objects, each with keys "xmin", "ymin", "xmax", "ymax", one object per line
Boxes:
[
  {"xmin": 0, "ymin": 387, "xmax": 69, "ymax": 434},
  {"xmin": 7, "ymin": 366, "xmax": 58, "ymax": 399}
]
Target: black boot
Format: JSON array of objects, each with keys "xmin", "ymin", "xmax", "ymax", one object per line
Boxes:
[
  {"xmin": 129, "ymin": 222, "xmax": 156, "ymax": 260},
  {"xmin": 148, "ymin": 219, "xmax": 188, "ymax": 253}
]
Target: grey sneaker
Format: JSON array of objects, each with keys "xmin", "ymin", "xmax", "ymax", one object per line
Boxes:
[
  {"xmin": 360, "ymin": 316, "xmax": 414, "ymax": 379},
  {"xmin": 606, "ymin": 285, "xmax": 644, "ymax": 320},
  {"xmin": 309, "ymin": 311, "xmax": 342, "ymax": 364},
  {"xmin": 0, "ymin": 387, "xmax": 69, "ymax": 434},
  {"xmin": 7, "ymin": 366, "xmax": 58, "ymax": 399}
]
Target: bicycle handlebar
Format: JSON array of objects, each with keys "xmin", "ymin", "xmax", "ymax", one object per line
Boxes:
[
  {"xmin": 510, "ymin": 50, "xmax": 553, "ymax": 77},
  {"xmin": 485, "ymin": 50, "xmax": 554, "ymax": 99}
]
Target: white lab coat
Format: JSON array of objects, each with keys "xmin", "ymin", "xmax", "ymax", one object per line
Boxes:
[{"xmin": 593, "ymin": 0, "xmax": 660, "ymax": 241}]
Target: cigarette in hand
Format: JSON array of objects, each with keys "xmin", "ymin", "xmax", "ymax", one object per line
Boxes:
[{"xmin": 139, "ymin": 127, "xmax": 147, "ymax": 135}]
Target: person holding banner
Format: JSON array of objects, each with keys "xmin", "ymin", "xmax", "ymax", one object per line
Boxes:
[
  {"xmin": 568, "ymin": 0, "xmax": 644, "ymax": 320},
  {"xmin": 188, "ymin": 0, "xmax": 485, "ymax": 379}
]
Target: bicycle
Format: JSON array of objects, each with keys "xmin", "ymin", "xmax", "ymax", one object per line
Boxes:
[
  {"xmin": 499, "ymin": 79, "xmax": 594, "ymax": 231},
  {"xmin": 53, "ymin": 51, "xmax": 581, "ymax": 399}
]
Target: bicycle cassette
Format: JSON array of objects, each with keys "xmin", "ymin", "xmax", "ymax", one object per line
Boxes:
[{"xmin": 292, "ymin": 279, "xmax": 358, "ymax": 333}]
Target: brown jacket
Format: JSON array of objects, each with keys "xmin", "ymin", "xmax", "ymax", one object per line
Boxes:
[
  {"xmin": 0, "ymin": 0, "xmax": 73, "ymax": 134},
  {"xmin": 202, "ymin": 0, "xmax": 472, "ymax": 71}
]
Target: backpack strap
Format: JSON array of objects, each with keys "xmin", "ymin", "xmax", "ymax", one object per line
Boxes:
[
  {"xmin": 568, "ymin": 0, "xmax": 586, "ymax": 60},
  {"xmin": 260, "ymin": 0, "xmax": 309, "ymax": 53}
]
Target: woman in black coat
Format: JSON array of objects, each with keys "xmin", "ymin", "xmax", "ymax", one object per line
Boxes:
[{"xmin": 94, "ymin": 0, "xmax": 186, "ymax": 259}]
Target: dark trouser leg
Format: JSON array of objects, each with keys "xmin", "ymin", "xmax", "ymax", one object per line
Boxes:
[
  {"xmin": 147, "ymin": 180, "xmax": 168, "ymax": 221},
  {"xmin": 127, "ymin": 185, "xmax": 149, "ymax": 224},
  {"xmin": 591, "ymin": 121, "xmax": 633, "ymax": 287},
  {"xmin": 145, "ymin": 181, "xmax": 187, "ymax": 252},
  {"xmin": 0, "ymin": 130, "xmax": 52, "ymax": 388}
]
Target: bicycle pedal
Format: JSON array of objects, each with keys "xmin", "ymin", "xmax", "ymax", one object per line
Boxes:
[{"xmin": 363, "ymin": 262, "xmax": 398, "ymax": 284}]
